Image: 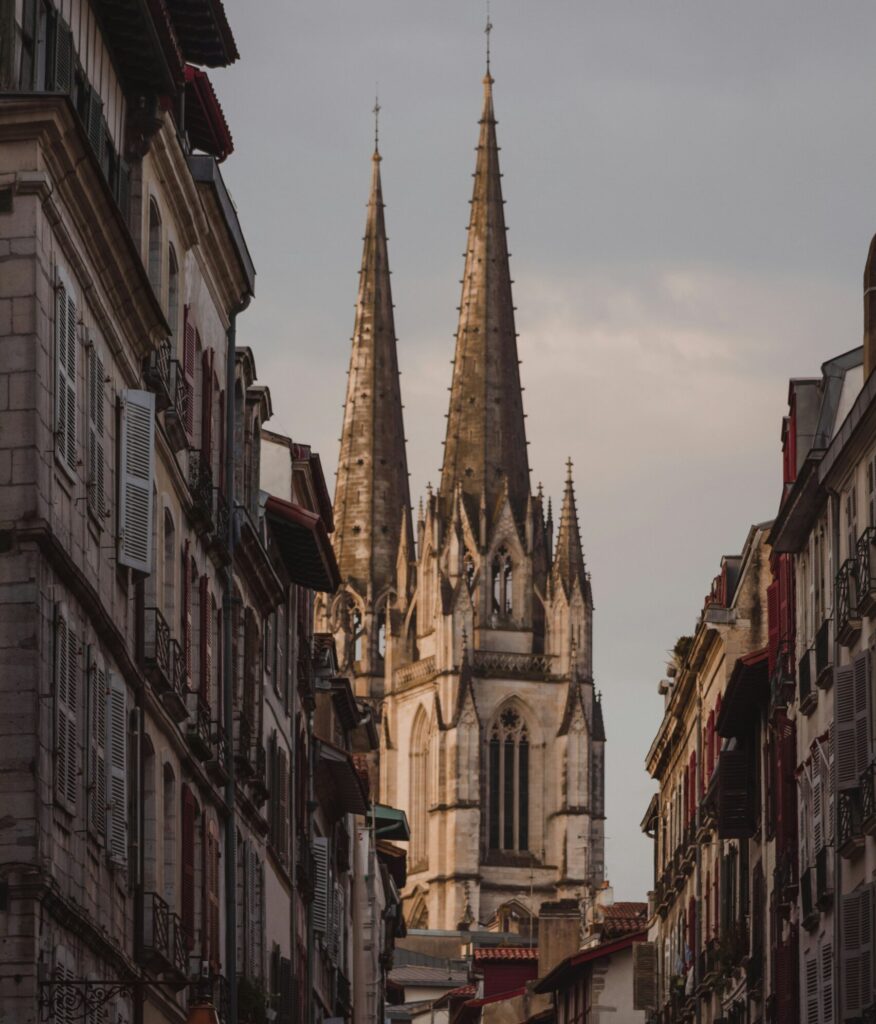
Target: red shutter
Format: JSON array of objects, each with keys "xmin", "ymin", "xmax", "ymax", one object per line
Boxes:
[
  {"xmin": 182, "ymin": 542, "xmax": 192, "ymax": 688},
  {"xmin": 206, "ymin": 822, "xmax": 220, "ymax": 970},
  {"xmin": 181, "ymin": 784, "xmax": 196, "ymax": 949},
  {"xmin": 707, "ymin": 710, "xmax": 716, "ymax": 778},
  {"xmin": 183, "ymin": 306, "xmax": 195, "ymax": 437},
  {"xmin": 200, "ymin": 575, "xmax": 211, "ymax": 705},
  {"xmin": 201, "ymin": 349, "xmax": 214, "ymax": 464},
  {"xmin": 767, "ymin": 580, "xmax": 780, "ymax": 676}
]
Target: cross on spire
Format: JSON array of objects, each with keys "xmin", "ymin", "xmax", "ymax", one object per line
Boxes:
[
  {"xmin": 373, "ymin": 91, "xmax": 381, "ymax": 156},
  {"xmin": 485, "ymin": 3, "xmax": 493, "ymax": 74}
]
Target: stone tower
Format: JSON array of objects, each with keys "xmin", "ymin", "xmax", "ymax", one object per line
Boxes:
[
  {"xmin": 317, "ymin": 140, "xmax": 414, "ymax": 702},
  {"xmin": 327, "ymin": 71, "xmax": 605, "ymax": 933}
]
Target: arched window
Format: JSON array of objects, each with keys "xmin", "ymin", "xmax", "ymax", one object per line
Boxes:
[
  {"xmin": 168, "ymin": 244, "xmax": 179, "ymax": 337},
  {"xmin": 377, "ymin": 610, "xmax": 386, "ymax": 659},
  {"xmin": 488, "ymin": 705, "xmax": 530, "ymax": 852},
  {"xmin": 409, "ymin": 708, "xmax": 430, "ymax": 870},
  {"xmin": 491, "ymin": 546, "xmax": 513, "ymax": 617},
  {"xmin": 352, "ymin": 607, "xmax": 364, "ymax": 663},
  {"xmin": 148, "ymin": 199, "xmax": 162, "ymax": 295}
]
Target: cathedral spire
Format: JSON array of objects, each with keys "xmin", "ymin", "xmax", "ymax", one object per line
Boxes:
[
  {"xmin": 332, "ymin": 142, "xmax": 413, "ymax": 599},
  {"xmin": 552, "ymin": 458, "xmax": 587, "ymax": 597},
  {"xmin": 439, "ymin": 70, "xmax": 530, "ymax": 524}
]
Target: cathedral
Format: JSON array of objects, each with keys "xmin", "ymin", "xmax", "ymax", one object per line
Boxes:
[{"xmin": 316, "ymin": 64, "xmax": 606, "ymax": 933}]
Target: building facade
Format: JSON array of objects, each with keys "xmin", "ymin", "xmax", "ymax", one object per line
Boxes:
[{"xmin": 318, "ymin": 67, "xmax": 606, "ymax": 934}]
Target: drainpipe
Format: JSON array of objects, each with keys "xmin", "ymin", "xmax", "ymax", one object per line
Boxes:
[
  {"xmin": 307, "ymin": 700, "xmax": 316, "ymax": 1024},
  {"xmin": 289, "ymin": 605, "xmax": 299, "ymax": 1019},
  {"xmin": 828, "ymin": 488, "xmax": 841, "ymax": 1024},
  {"xmin": 694, "ymin": 691, "xmax": 702, "ymax": 1024},
  {"xmin": 133, "ymin": 700, "xmax": 145, "ymax": 1024}
]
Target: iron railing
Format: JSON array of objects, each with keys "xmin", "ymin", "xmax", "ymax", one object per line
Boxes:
[
  {"xmin": 188, "ymin": 450, "xmax": 214, "ymax": 528},
  {"xmin": 143, "ymin": 608, "xmax": 173, "ymax": 691},
  {"xmin": 207, "ymin": 722, "xmax": 230, "ymax": 784},
  {"xmin": 815, "ymin": 618, "xmax": 832, "ymax": 686},
  {"xmin": 235, "ymin": 714, "xmax": 254, "ymax": 775},
  {"xmin": 838, "ymin": 789, "xmax": 864, "ymax": 857},
  {"xmin": 856, "ymin": 526, "xmax": 876, "ymax": 613},
  {"xmin": 143, "ymin": 892, "xmax": 172, "ymax": 967},
  {"xmin": 144, "ymin": 338, "xmax": 173, "ymax": 411},
  {"xmin": 835, "ymin": 558, "xmax": 861, "ymax": 647},
  {"xmin": 862, "ymin": 759, "xmax": 876, "ymax": 835},
  {"xmin": 164, "ymin": 360, "xmax": 190, "ymax": 452},
  {"xmin": 186, "ymin": 691, "xmax": 212, "ymax": 760}
]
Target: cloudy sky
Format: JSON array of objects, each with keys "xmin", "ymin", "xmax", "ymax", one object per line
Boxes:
[{"xmin": 218, "ymin": 1, "xmax": 876, "ymax": 899}]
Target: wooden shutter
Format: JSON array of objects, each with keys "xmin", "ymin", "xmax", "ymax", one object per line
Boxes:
[
  {"xmin": 717, "ymin": 748, "xmax": 754, "ymax": 838},
  {"xmin": 853, "ymin": 651, "xmax": 873, "ymax": 781},
  {"xmin": 799, "ymin": 766, "xmax": 813, "ymax": 871},
  {"xmin": 819, "ymin": 937, "xmax": 834, "ymax": 1024},
  {"xmin": 632, "ymin": 941, "xmax": 657, "ymax": 1010},
  {"xmin": 183, "ymin": 307, "xmax": 196, "ymax": 438},
  {"xmin": 811, "ymin": 757, "xmax": 824, "ymax": 856},
  {"xmin": 86, "ymin": 647, "xmax": 107, "ymax": 839},
  {"xmin": 54, "ymin": 606, "xmax": 78, "ymax": 811},
  {"xmin": 86, "ymin": 342, "xmax": 106, "ymax": 520},
  {"xmin": 815, "ymin": 737, "xmax": 834, "ymax": 848},
  {"xmin": 843, "ymin": 886, "xmax": 874, "ymax": 1018},
  {"xmin": 181, "ymin": 784, "xmax": 196, "ymax": 948},
  {"xmin": 803, "ymin": 948, "xmax": 819, "ymax": 1024},
  {"xmin": 277, "ymin": 745, "xmax": 289, "ymax": 865},
  {"xmin": 201, "ymin": 349, "xmax": 214, "ymax": 462},
  {"xmin": 105, "ymin": 675, "xmax": 127, "ymax": 866},
  {"xmin": 55, "ymin": 280, "xmax": 77, "ymax": 475},
  {"xmin": 767, "ymin": 579, "xmax": 780, "ymax": 676},
  {"xmin": 218, "ymin": 389, "xmax": 226, "ymax": 495},
  {"xmin": 837, "ymin": 660, "xmax": 859, "ymax": 791},
  {"xmin": 689, "ymin": 750, "xmax": 697, "ymax": 819},
  {"xmin": 200, "ymin": 576, "xmax": 211, "ymax": 703},
  {"xmin": 206, "ymin": 821, "xmax": 220, "ymax": 970},
  {"xmin": 118, "ymin": 390, "xmax": 155, "ymax": 573},
  {"xmin": 52, "ymin": 945, "xmax": 76, "ymax": 1024},
  {"xmin": 312, "ymin": 837, "xmax": 329, "ymax": 933}
]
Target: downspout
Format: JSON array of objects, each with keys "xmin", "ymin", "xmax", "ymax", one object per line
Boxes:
[
  {"xmin": 289, "ymin": 594, "xmax": 298, "ymax": 1018},
  {"xmin": 133, "ymin": 700, "xmax": 144, "ymax": 1024},
  {"xmin": 828, "ymin": 487, "xmax": 841, "ymax": 1024},
  {"xmin": 694, "ymin": 690, "xmax": 702, "ymax": 1024},
  {"xmin": 307, "ymin": 698, "xmax": 316, "ymax": 1024}
]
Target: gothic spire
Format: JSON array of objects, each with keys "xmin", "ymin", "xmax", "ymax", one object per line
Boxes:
[
  {"xmin": 332, "ymin": 143, "xmax": 413, "ymax": 599},
  {"xmin": 439, "ymin": 71, "xmax": 530, "ymax": 524},
  {"xmin": 552, "ymin": 458, "xmax": 587, "ymax": 597}
]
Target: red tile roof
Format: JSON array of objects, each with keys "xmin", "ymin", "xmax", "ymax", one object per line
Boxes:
[
  {"xmin": 431, "ymin": 984, "xmax": 476, "ymax": 1008},
  {"xmin": 600, "ymin": 901, "xmax": 648, "ymax": 938},
  {"xmin": 474, "ymin": 947, "xmax": 538, "ymax": 962}
]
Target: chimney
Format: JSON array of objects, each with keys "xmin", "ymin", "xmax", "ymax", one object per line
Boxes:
[{"xmin": 537, "ymin": 899, "xmax": 582, "ymax": 978}]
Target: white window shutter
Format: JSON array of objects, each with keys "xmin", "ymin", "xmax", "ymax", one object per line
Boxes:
[
  {"xmin": 118, "ymin": 389, "xmax": 155, "ymax": 573},
  {"xmin": 811, "ymin": 759, "xmax": 823, "ymax": 855},
  {"xmin": 55, "ymin": 282, "xmax": 78, "ymax": 476},
  {"xmin": 105, "ymin": 675, "xmax": 128, "ymax": 867},
  {"xmin": 803, "ymin": 948, "xmax": 818, "ymax": 1024},
  {"xmin": 55, "ymin": 607, "xmax": 79, "ymax": 811},
  {"xmin": 842, "ymin": 886, "xmax": 874, "ymax": 1018},
  {"xmin": 836, "ymin": 661, "xmax": 859, "ymax": 790},
  {"xmin": 86, "ymin": 342, "xmax": 106, "ymax": 521},
  {"xmin": 854, "ymin": 652, "xmax": 873, "ymax": 780},
  {"xmin": 819, "ymin": 937, "xmax": 834, "ymax": 1024},
  {"xmin": 86, "ymin": 647, "xmax": 107, "ymax": 840},
  {"xmin": 312, "ymin": 837, "xmax": 329, "ymax": 934},
  {"xmin": 799, "ymin": 770, "xmax": 812, "ymax": 870}
]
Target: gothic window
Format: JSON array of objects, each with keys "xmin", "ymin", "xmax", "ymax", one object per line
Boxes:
[
  {"xmin": 464, "ymin": 549, "xmax": 476, "ymax": 593},
  {"xmin": 352, "ymin": 608, "xmax": 364, "ymax": 663},
  {"xmin": 491, "ymin": 546, "xmax": 513, "ymax": 617},
  {"xmin": 377, "ymin": 610, "xmax": 386, "ymax": 659},
  {"xmin": 488, "ymin": 706, "xmax": 530, "ymax": 852},
  {"xmin": 409, "ymin": 709, "xmax": 430, "ymax": 870}
]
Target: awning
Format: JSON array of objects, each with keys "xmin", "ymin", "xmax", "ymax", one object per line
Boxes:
[
  {"xmin": 375, "ymin": 804, "xmax": 410, "ymax": 841},
  {"xmin": 316, "ymin": 739, "xmax": 368, "ymax": 816},
  {"xmin": 184, "ymin": 65, "xmax": 233, "ymax": 162},
  {"xmin": 165, "ymin": 0, "xmax": 239, "ymax": 66},
  {"xmin": 717, "ymin": 649, "xmax": 768, "ymax": 738},
  {"xmin": 377, "ymin": 839, "xmax": 407, "ymax": 889},
  {"xmin": 265, "ymin": 495, "xmax": 341, "ymax": 593}
]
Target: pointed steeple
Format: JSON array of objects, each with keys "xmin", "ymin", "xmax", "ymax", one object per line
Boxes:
[
  {"xmin": 439, "ymin": 71, "xmax": 530, "ymax": 524},
  {"xmin": 552, "ymin": 458, "xmax": 587, "ymax": 597},
  {"xmin": 333, "ymin": 142, "xmax": 413, "ymax": 598}
]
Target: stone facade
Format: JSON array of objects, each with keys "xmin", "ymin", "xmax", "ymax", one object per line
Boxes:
[{"xmin": 319, "ymin": 71, "xmax": 606, "ymax": 934}]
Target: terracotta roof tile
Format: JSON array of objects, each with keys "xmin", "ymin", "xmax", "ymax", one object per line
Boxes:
[{"xmin": 474, "ymin": 947, "xmax": 538, "ymax": 961}]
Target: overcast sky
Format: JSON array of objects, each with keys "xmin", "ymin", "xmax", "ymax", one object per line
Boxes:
[{"xmin": 218, "ymin": 1, "xmax": 876, "ymax": 900}]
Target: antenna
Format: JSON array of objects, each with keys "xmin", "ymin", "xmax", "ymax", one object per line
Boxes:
[{"xmin": 485, "ymin": 1, "xmax": 493, "ymax": 74}]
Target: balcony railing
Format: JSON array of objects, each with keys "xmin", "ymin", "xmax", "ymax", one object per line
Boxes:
[
  {"xmin": 164, "ymin": 360, "xmax": 190, "ymax": 452},
  {"xmin": 835, "ymin": 559, "xmax": 862, "ymax": 647},
  {"xmin": 250, "ymin": 742, "xmax": 268, "ymax": 806},
  {"xmin": 188, "ymin": 450, "xmax": 214, "ymax": 530},
  {"xmin": 798, "ymin": 646, "xmax": 816, "ymax": 711},
  {"xmin": 800, "ymin": 866, "xmax": 817, "ymax": 929},
  {"xmin": 209, "ymin": 488, "xmax": 231, "ymax": 563},
  {"xmin": 144, "ymin": 338, "xmax": 173, "ymax": 412},
  {"xmin": 235, "ymin": 714, "xmax": 255, "ymax": 777},
  {"xmin": 862, "ymin": 759, "xmax": 876, "ymax": 836},
  {"xmin": 816, "ymin": 846, "xmax": 833, "ymax": 908},
  {"xmin": 815, "ymin": 619, "xmax": 832, "ymax": 688},
  {"xmin": 206, "ymin": 722, "xmax": 230, "ymax": 785},
  {"xmin": 856, "ymin": 526, "xmax": 876, "ymax": 614},
  {"xmin": 142, "ymin": 892, "xmax": 187, "ymax": 978},
  {"xmin": 163, "ymin": 638, "xmax": 189, "ymax": 722},
  {"xmin": 838, "ymin": 789, "xmax": 864, "ymax": 858},
  {"xmin": 773, "ymin": 849, "xmax": 798, "ymax": 909},
  {"xmin": 185, "ymin": 691, "xmax": 212, "ymax": 761},
  {"xmin": 143, "ymin": 608, "xmax": 173, "ymax": 692}
]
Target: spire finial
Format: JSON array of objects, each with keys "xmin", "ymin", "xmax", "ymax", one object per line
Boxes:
[
  {"xmin": 485, "ymin": 1, "xmax": 493, "ymax": 76},
  {"xmin": 566, "ymin": 456, "xmax": 574, "ymax": 482},
  {"xmin": 372, "ymin": 90, "xmax": 381, "ymax": 158}
]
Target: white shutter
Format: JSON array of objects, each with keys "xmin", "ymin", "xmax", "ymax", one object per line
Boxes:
[
  {"xmin": 312, "ymin": 837, "xmax": 329, "ymax": 934},
  {"xmin": 105, "ymin": 675, "xmax": 128, "ymax": 866},
  {"xmin": 55, "ymin": 606, "xmax": 78, "ymax": 811},
  {"xmin": 54, "ymin": 281, "xmax": 78, "ymax": 476},
  {"xmin": 854, "ymin": 652, "xmax": 873, "ymax": 780},
  {"xmin": 53, "ymin": 945, "xmax": 76, "ymax": 1024},
  {"xmin": 836, "ymin": 661, "xmax": 859, "ymax": 790},
  {"xmin": 86, "ymin": 647, "xmax": 107, "ymax": 840},
  {"xmin": 842, "ymin": 886, "xmax": 874, "ymax": 1019},
  {"xmin": 811, "ymin": 759, "xmax": 824, "ymax": 856},
  {"xmin": 86, "ymin": 341, "xmax": 106, "ymax": 521},
  {"xmin": 118, "ymin": 389, "xmax": 155, "ymax": 573},
  {"xmin": 799, "ymin": 770, "xmax": 812, "ymax": 870},
  {"xmin": 803, "ymin": 948, "xmax": 819, "ymax": 1024},
  {"xmin": 816, "ymin": 734, "xmax": 834, "ymax": 847},
  {"xmin": 819, "ymin": 938, "xmax": 834, "ymax": 1024}
]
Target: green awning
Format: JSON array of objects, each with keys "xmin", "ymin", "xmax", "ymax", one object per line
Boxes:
[{"xmin": 375, "ymin": 804, "xmax": 410, "ymax": 841}]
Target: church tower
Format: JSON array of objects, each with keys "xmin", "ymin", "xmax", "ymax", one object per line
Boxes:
[
  {"xmin": 317, "ymin": 135, "xmax": 414, "ymax": 702},
  {"xmin": 373, "ymin": 68, "xmax": 606, "ymax": 933}
]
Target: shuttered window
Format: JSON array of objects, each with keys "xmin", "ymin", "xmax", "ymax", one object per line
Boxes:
[
  {"xmin": 181, "ymin": 784, "xmax": 196, "ymax": 948},
  {"xmin": 55, "ymin": 279, "xmax": 78, "ymax": 476},
  {"xmin": 118, "ymin": 390, "xmax": 155, "ymax": 573},
  {"xmin": 54, "ymin": 606, "xmax": 79, "ymax": 811},
  {"xmin": 717, "ymin": 748, "xmax": 755, "ymax": 838},
  {"xmin": 632, "ymin": 940, "xmax": 657, "ymax": 1011},
  {"xmin": 819, "ymin": 938, "xmax": 834, "ymax": 1024},
  {"xmin": 200, "ymin": 576, "xmax": 212, "ymax": 702},
  {"xmin": 181, "ymin": 543, "xmax": 192, "ymax": 688},
  {"xmin": 52, "ymin": 945, "xmax": 76, "ymax": 1024},
  {"xmin": 842, "ymin": 884, "xmax": 874, "ymax": 1019},
  {"xmin": 205, "ymin": 820, "xmax": 220, "ymax": 970},
  {"xmin": 105, "ymin": 676, "xmax": 128, "ymax": 866},
  {"xmin": 86, "ymin": 340, "xmax": 106, "ymax": 521},
  {"xmin": 201, "ymin": 348, "xmax": 214, "ymax": 463},
  {"xmin": 836, "ymin": 652, "xmax": 872, "ymax": 791},
  {"xmin": 86, "ymin": 647, "xmax": 107, "ymax": 839},
  {"xmin": 312, "ymin": 836, "xmax": 329, "ymax": 934},
  {"xmin": 803, "ymin": 948, "xmax": 818, "ymax": 1024}
]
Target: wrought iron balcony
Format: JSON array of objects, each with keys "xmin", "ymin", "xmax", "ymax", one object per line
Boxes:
[
  {"xmin": 185, "ymin": 691, "xmax": 212, "ymax": 761},
  {"xmin": 188, "ymin": 450, "xmax": 214, "ymax": 531},
  {"xmin": 814, "ymin": 618, "xmax": 832, "ymax": 688},
  {"xmin": 800, "ymin": 866, "xmax": 818, "ymax": 930},
  {"xmin": 142, "ymin": 892, "xmax": 187, "ymax": 978},
  {"xmin": 162, "ymin": 638, "xmax": 189, "ymax": 723},
  {"xmin": 235, "ymin": 714, "xmax": 255, "ymax": 777},
  {"xmin": 169, "ymin": 913, "xmax": 190, "ymax": 979},
  {"xmin": 835, "ymin": 559, "xmax": 862, "ymax": 647},
  {"xmin": 862, "ymin": 759, "xmax": 876, "ymax": 836},
  {"xmin": 773, "ymin": 849, "xmax": 798, "ymax": 909},
  {"xmin": 206, "ymin": 721, "xmax": 230, "ymax": 785},
  {"xmin": 208, "ymin": 488, "xmax": 232, "ymax": 564},
  {"xmin": 798, "ymin": 646, "xmax": 816, "ymax": 712},
  {"xmin": 143, "ymin": 607, "xmax": 173, "ymax": 693},
  {"xmin": 771, "ymin": 638, "xmax": 795, "ymax": 709},
  {"xmin": 164, "ymin": 360, "xmax": 190, "ymax": 452},
  {"xmin": 838, "ymin": 789, "xmax": 864, "ymax": 858},
  {"xmin": 815, "ymin": 845, "xmax": 834, "ymax": 908},
  {"xmin": 144, "ymin": 337, "xmax": 173, "ymax": 412},
  {"xmin": 250, "ymin": 742, "xmax": 268, "ymax": 807},
  {"xmin": 856, "ymin": 526, "xmax": 876, "ymax": 614}
]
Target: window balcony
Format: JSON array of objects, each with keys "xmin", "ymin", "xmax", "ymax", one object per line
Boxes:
[
  {"xmin": 143, "ymin": 607, "xmax": 173, "ymax": 692},
  {"xmin": 164, "ymin": 638, "xmax": 189, "ymax": 723},
  {"xmin": 234, "ymin": 714, "xmax": 255, "ymax": 777},
  {"xmin": 188, "ymin": 450, "xmax": 214, "ymax": 531},
  {"xmin": 164, "ymin": 360, "xmax": 190, "ymax": 453},
  {"xmin": 144, "ymin": 338, "xmax": 173, "ymax": 412},
  {"xmin": 206, "ymin": 721, "xmax": 230, "ymax": 785},
  {"xmin": 185, "ymin": 691, "xmax": 212, "ymax": 761},
  {"xmin": 770, "ymin": 639, "xmax": 795, "ymax": 710},
  {"xmin": 862, "ymin": 759, "xmax": 876, "ymax": 836},
  {"xmin": 835, "ymin": 559, "xmax": 862, "ymax": 648},
  {"xmin": 249, "ymin": 741, "xmax": 268, "ymax": 807},
  {"xmin": 814, "ymin": 619, "xmax": 833, "ymax": 688},
  {"xmin": 773, "ymin": 849, "xmax": 798, "ymax": 910},
  {"xmin": 142, "ymin": 892, "xmax": 189, "ymax": 981},
  {"xmin": 798, "ymin": 647, "xmax": 817, "ymax": 714},
  {"xmin": 207, "ymin": 488, "xmax": 231, "ymax": 565},
  {"xmin": 815, "ymin": 845, "xmax": 834, "ymax": 908},
  {"xmin": 800, "ymin": 866, "xmax": 818, "ymax": 931},
  {"xmin": 856, "ymin": 526, "xmax": 876, "ymax": 614},
  {"xmin": 838, "ymin": 789, "xmax": 865, "ymax": 859}
]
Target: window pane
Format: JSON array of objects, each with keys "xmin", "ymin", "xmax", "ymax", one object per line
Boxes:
[
  {"xmin": 518, "ymin": 736, "xmax": 529, "ymax": 851},
  {"xmin": 504, "ymin": 736, "xmax": 514, "ymax": 849},
  {"xmin": 489, "ymin": 737, "xmax": 500, "ymax": 849}
]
